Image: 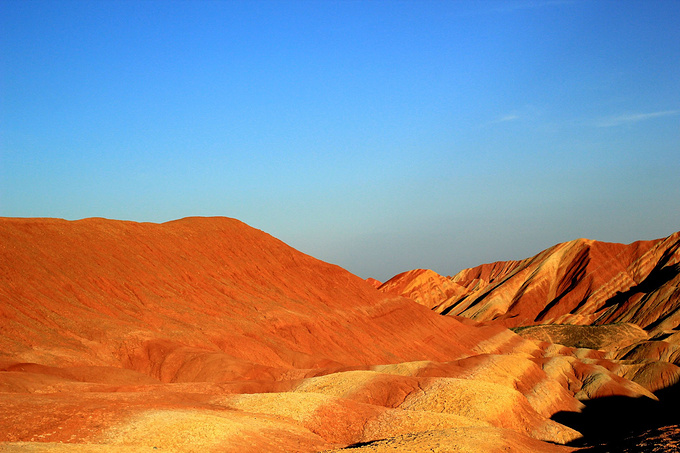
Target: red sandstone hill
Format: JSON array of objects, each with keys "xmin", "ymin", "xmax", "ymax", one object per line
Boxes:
[
  {"xmin": 3, "ymin": 217, "xmax": 675, "ymax": 452},
  {"xmin": 0, "ymin": 216, "xmax": 510, "ymax": 381},
  {"xmin": 379, "ymin": 232, "xmax": 680, "ymax": 332}
]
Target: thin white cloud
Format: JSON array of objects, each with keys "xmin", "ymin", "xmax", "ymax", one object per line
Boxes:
[
  {"xmin": 483, "ymin": 114, "xmax": 520, "ymax": 128},
  {"xmin": 597, "ymin": 110, "xmax": 680, "ymax": 127},
  {"xmin": 480, "ymin": 113, "xmax": 521, "ymax": 128},
  {"xmin": 498, "ymin": 114, "xmax": 520, "ymax": 122},
  {"xmin": 482, "ymin": 105, "xmax": 543, "ymax": 128}
]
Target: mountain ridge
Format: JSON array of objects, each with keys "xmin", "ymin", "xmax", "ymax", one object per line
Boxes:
[{"xmin": 379, "ymin": 231, "xmax": 680, "ymax": 332}]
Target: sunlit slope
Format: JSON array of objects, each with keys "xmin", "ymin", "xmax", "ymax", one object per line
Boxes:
[
  {"xmin": 380, "ymin": 232, "xmax": 680, "ymax": 332},
  {"xmin": 0, "ymin": 216, "xmax": 516, "ymax": 382},
  {"xmin": 1, "ymin": 216, "xmax": 589, "ymax": 452}
]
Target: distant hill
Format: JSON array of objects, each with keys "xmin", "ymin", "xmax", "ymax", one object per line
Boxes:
[{"xmin": 379, "ymin": 232, "xmax": 680, "ymax": 333}]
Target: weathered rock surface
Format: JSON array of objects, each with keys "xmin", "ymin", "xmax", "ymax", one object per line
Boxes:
[
  {"xmin": 1, "ymin": 217, "xmax": 502, "ymax": 378},
  {"xmin": 1, "ymin": 217, "xmax": 587, "ymax": 452},
  {"xmin": 379, "ymin": 232, "xmax": 680, "ymax": 331},
  {"xmin": 5, "ymin": 218, "xmax": 679, "ymax": 451},
  {"xmin": 512, "ymin": 323, "xmax": 649, "ymax": 350},
  {"xmin": 377, "ymin": 232, "xmax": 680, "ymax": 451}
]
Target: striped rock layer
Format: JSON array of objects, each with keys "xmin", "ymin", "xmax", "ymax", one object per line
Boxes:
[
  {"xmin": 2, "ymin": 217, "xmax": 676, "ymax": 452},
  {"xmin": 379, "ymin": 232, "xmax": 680, "ymax": 332},
  {"xmin": 0, "ymin": 216, "xmax": 588, "ymax": 452}
]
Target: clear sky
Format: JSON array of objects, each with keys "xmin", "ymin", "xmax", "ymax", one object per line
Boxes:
[{"xmin": 2, "ymin": 0, "xmax": 679, "ymax": 281}]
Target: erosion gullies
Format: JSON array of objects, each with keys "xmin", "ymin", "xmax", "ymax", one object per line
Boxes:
[
  {"xmin": 1, "ymin": 216, "xmax": 499, "ymax": 379},
  {"xmin": 378, "ymin": 231, "xmax": 680, "ymax": 448},
  {"xmin": 3, "ymin": 217, "xmax": 680, "ymax": 451},
  {"xmin": 2, "ymin": 216, "xmax": 587, "ymax": 452},
  {"xmin": 379, "ymin": 232, "xmax": 680, "ymax": 331}
]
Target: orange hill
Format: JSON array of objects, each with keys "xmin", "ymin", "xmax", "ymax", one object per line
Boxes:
[
  {"xmin": 0, "ymin": 216, "xmax": 506, "ymax": 381},
  {"xmin": 379, "ymin": 232, "xmax": 680, "ymax": 332},
  {"xmin": 4, "ymin": 216, "xmax": 676, "ymax": 452}
]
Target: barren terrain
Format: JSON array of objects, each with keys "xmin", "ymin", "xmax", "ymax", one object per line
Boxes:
[{"xmin": 2, "ymin": 217, "xmax": 679, "ymax": 451}]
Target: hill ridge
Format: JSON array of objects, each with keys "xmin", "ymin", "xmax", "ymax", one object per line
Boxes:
[{"xmin": 379, "ymin": 231, "xmax": 680, "ymax": 332}]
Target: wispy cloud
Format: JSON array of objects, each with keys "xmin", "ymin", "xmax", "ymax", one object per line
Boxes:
[
  {"xmin": 481, "ymin": 113, "xmax": 520, "ymax": 129},
  {"xmin": 497, "ymin": 114, "xmax": 520, "ymax": 123},
  {"xmin": 597, "ymin": 110, "xmax": 680, "ymax": 127}
]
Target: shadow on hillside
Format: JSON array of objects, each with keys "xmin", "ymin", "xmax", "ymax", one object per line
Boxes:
[{"xmin": 553, "ymin": 381, "xmax": 680, "ymax": 451}]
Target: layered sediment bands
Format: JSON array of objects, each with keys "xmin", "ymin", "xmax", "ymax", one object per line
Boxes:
[
  {"xmin": 2, "ymin": 217, "xmax": 591, "ymax": 452},
  {"xmin": 6, "ymin": 217, "xmax": 680, "ymax": 451},
  {"xmin": 377, "ymin": 269, "xmax": 469, "ymax": 311},
  {"xmin": 377, "ymin": 231, "xmax": 680, "ymax": 447},
  {"xmin": 0, "ymin": 216, "xmax": 499, "ymax": 378},
  {"xmin": 379, "ymin": 231, "xmax": 680, "ymax": 331},
  {"xmin": 365, "ymin": 278, "xmax": 382, "ymax": 289}
]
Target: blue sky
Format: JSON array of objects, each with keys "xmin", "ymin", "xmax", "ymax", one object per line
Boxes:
[{"xmin": 2, "ymin": 0, "xmax": 679, "ymax": 281}]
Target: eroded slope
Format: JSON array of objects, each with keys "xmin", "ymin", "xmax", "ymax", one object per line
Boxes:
[
  {"xmin": 1, "ymin": 216, "xmax": 587, "ymax": 452},
  {"xmin": 379, "ymin": 232, "xmax": 680, "ymax": 331}
]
